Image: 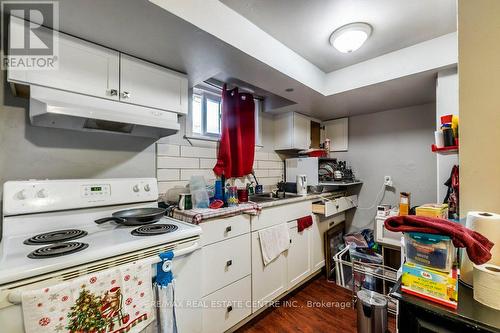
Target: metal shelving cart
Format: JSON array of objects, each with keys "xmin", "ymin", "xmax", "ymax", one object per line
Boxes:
[{"xmin": 333, "ymin": 245, "xmax": 399, "ymax": 315}]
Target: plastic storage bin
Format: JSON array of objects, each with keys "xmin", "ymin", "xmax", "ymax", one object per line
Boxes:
[{"xmin": 404, "ymin": 232, "xmax": 454, "ymax": 271}]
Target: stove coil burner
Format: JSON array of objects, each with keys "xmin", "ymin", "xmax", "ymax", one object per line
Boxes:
[
  {"xmin": 24, "ymin": 229, "xmax": 88, "ymax": 245},
  {"xmin": 27, "ymin": 242, "xmax": 89, "ymax": 259},
  {"xmin": 131, "ymin": 224, "xmax": 178, "ymax": 236}
]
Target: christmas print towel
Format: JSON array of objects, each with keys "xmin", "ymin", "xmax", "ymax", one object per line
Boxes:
[{"xmin": 22, "ymin": 261, "xmax": 153, "ymax": 333}]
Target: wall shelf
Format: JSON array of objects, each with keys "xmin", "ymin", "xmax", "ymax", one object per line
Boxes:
[{"xmin": 431, "ymin": 144, "xmax": 458, "ymax": 154}]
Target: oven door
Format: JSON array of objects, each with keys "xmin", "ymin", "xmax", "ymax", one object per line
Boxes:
[{"xmin": 0, "ymin": 239, "xmax": 202, "ymax": 333}]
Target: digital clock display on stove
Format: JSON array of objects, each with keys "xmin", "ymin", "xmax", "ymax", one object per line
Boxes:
[{"xmin": 90, "ymin": 186, "xmax": 102, "ymax": 192}]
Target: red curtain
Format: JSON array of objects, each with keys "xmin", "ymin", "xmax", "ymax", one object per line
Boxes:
[{"xmin": 213, "ymin": 85, "xmax": 255, "ymax": 178}]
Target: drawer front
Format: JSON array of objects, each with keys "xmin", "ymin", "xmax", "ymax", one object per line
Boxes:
[
  {"xmin": 316, "ymin": 195, "xmax": 357, "ymax": 217},
  {"xmin": 202, "ymin": 276, "xmax": 252, "ymax": 333},
  {"xmin": 251, "ymin": 200, "xmax": 312, "ymax": 231},
  {"xmin": 201, "ymin": 215, "xmax": 250, "ymax": 246},
  {"xmin": 202, "ymin": 234, "xmax": 251, "ymax": 296}
]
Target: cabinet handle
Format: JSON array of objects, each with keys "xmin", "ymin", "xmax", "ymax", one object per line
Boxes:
[
  {"xmin": 227, "ymin": 305, "xmax": 233, "ymax": 313},
  {"xmin": 225, "ymin": 226, "xmax": 232, "ymax": 233},
  {"xmin": 122, "ymin": 91, "xmax": 131, "ymax": 99},
  {"xmin": 108, "ymin": 89, "xmax": 118, "ymax": 96},
  {"xmin": 226, "ymin": 260, "xmax": 232, "ymax": 267}
]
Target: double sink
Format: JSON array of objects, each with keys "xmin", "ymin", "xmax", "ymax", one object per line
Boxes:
[{"xmin": 248, "ymin": 192, "xmax": 302, "ymax": 203}]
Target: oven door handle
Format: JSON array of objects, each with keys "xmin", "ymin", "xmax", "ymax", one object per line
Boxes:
[{"xmin": 173, "ymin": 241, "xmax": 200, "ymax": 258}]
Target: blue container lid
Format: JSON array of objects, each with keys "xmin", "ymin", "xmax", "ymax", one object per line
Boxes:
[{"xmin": 407, "ymin": 232, "xmax": 451, "ymax": 244}]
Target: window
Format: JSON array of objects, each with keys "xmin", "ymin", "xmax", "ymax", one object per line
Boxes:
[
  {"xmin": 192, "ymin": 92, "xmax": 222, "ymax": 137},
  {"xmin": 188, "ymin": 86, "xmax": 262, "ymax": 145}
]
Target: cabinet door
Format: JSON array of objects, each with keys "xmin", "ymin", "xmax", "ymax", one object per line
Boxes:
[
  {"xmin": 286, "ymin": 221, "xmax": 311, "ymax": 289},
  {"xmin": 323, "ymin": 117, "xmax": 348, "ymax": 151},
  {"xmin": 274, "ymin": 112, "xmax": 293, "ymax": 150},
  {"xmin": 120, "ymin": 54, "xmax": 188, "ymax": 113},
  {"xmin": 311, "ymin": 215, "xmax": 327, "ymax": 272},
  {"xmin": 293, "ymin": 112, "xmax": 311, "ymax": 150},
  {"xmin": 251, "ymin": 230, "xmax": 287, "ymax": 312},
  {"xmin": 8, "ymin": 18, "xmax": 119, "ymax": 100}
]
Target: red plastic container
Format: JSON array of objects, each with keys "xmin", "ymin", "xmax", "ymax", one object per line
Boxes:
[
  {"xmin": 237, "ymin": 189, "xmax": 249, "ymax": 203},
  {"xmin": 440, "ymin": 114, "xmax": 453, "ymax": 124}
]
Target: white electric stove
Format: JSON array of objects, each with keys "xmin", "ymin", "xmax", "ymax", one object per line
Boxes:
[{"xmin": 0, "ymin": 178, "xmax": 203, "ymax": 333}]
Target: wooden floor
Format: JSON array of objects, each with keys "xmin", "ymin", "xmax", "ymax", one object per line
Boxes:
[{"xmin": 237, "ymin": 275, "xmax": 396, "ymax": 333}]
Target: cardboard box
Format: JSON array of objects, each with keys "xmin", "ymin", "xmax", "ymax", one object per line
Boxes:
[
  {"xmin": 416, "ymin": 204, "xmax": 449, "ymax": 219},
  {"xmin": 402, "ymin": 262, "xmax": 458, "ymax": 309}
]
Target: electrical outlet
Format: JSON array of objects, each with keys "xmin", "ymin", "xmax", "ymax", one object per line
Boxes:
[{"xmin": 384, "ymin": 176, "xmax": 393, "ymax": 186}]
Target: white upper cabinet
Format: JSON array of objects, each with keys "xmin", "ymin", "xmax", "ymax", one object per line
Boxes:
[
  {"xmin": 323, "ymin": 117, "xmax": 348, "ymax": 151},
  {"xmin": 8, "ymin": 19, "xmax": 120, "ymax": 100},
  {"xmin": 120, "ymin": 54, "xmax": 188, "ymax": 114},
  {"xmin": 274, "ymin": 112, "xmax": 311, "ymax": 150},
  {"xmin": 7, "ymin": 16, "xmax": 187, "ymax": 114}
]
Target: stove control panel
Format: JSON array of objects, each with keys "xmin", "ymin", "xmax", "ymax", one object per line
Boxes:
[
  {"xmin": 80, "ymin": 184, "xmax": 111, "ymax": 199},
  {"xmin": 2, "ymin": 178, "xmax": 159, "ymax": 216}
]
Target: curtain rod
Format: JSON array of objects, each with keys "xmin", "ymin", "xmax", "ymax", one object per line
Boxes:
[{"xmin": 202, "ymin": 80, "xmax": 265, "ymax": 101}]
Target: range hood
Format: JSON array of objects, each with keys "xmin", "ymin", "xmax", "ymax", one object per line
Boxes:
[{"xmin": 29, "ymin": 86, "xmax": 180, "ymax": 138}]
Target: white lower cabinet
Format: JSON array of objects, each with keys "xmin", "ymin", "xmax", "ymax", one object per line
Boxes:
[
  {"xmin": 251, "ymin": 230, "xmax": 288, "ymax": 313},
  {"xmin": 286, "ymin": 221, "xmax": 311, "ymax": 289},
  {"xmin": 202, "ymin": 276, "xmax": 252, "ymax": 333},
  {"xmin": 310, "ymin": 215, "xmax": 329, "ymax": 271},
  {"xmin": 201, "ymin": 234, "xmax": 251, "ymax": 297}
]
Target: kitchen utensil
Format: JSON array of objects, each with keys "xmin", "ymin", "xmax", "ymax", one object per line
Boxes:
[
  {"xmin": 177, "ymin": 193, "xmax": 192, "ymax": 211},
  {"xmin": 237, "ymin": 188, "xmax": 249, "ymax": 203},
  {"xmin": 94, "ymin": 207, "xmax": 166, "ymax": 226},
  {"xmin": 296, "ymin": 175, "xmax": 308, "ymax": 195}
]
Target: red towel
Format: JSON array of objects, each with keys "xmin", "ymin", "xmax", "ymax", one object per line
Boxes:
[
  {"xmin": 384, "ymin": 215, "xmax": 494, "ymax": 265},
  {"xmin": 213, "ymin": 85, "xmax": 255, "ymax": 178},
  {"xmin": 297, "ymin": 215, "xmax": 313, "ymax": 232}
]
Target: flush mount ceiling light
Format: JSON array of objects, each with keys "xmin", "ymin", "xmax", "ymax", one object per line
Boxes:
[{"xmin": 329, "ymin": 22, "xmax": 372, "ymax": 53}]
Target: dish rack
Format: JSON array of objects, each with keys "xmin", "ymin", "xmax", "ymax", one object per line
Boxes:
[{"xmin": 333, "ymin": 245, "xmax": 399, "ymax": 315}]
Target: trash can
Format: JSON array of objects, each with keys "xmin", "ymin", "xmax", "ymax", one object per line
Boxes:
[{"xmin": 356, "ymin": 289, "xmax": 388, "ymax": 333}]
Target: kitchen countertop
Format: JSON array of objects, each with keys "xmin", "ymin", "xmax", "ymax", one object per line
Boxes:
[
  {"xmin": 169, "ymin": 191, "xmax": 347, "ymax": 224},
  {"xmin": 254, "ymin": 191, "xmax": 344, "ymax": 208}
]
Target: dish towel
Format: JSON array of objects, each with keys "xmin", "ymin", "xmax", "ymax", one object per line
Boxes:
[
  {"xmin": 154, "ymin": 251, "xmax": 177, "ymax": 333},
  {"xmin": 297, "ymin": 215, "xmax": 313, "ymax": 232},
  {"xmin": 258, "ymin": 223, "xmax": 291, "ymax": 266},
  {"xmin": 22, "ymin": 261, "xmax": 153, "ymax": 333},
  {"xmin": 385, "ymin": 215, "xmax": 494, "ymax": 265}
]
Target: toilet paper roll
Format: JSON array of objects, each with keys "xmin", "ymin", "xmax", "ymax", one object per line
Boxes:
[
  {"xmin": 460, "ymin": 211, "xmax": 500, "ymax": 286},
  {"xmin": 473, "ymin": 263, "xmax": 500, "ymax": 310}
]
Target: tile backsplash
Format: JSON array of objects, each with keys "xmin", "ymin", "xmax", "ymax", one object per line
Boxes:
[{"xmin": 156, "ymin": 143, "xmax": 284, "ymax": 201}]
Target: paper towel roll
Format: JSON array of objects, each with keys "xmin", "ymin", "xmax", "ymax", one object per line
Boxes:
[
  {"xmin": 473, "ymin": 263, "xmax": 500, "ymax": 310},
  {"xmin": 460, "ymin": 211, "xmax": 500, "ymax": 286}
]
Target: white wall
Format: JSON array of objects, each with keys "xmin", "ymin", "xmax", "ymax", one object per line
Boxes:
[
  {"xmin": 436, "ymin": 68, "xmax": 459, "ymax": 201},
  {"xmin": 332, "ymin": 104, "xmax": 437, "ymax": 231}
]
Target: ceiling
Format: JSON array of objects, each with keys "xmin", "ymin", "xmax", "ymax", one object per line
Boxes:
[
  {"xmin": 221, "ymin": 0, "xmax": 457, "ymax": 72},
  {"xmin": 5, "ymin": 0, "xmax": 451, "ymax": 119}
]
